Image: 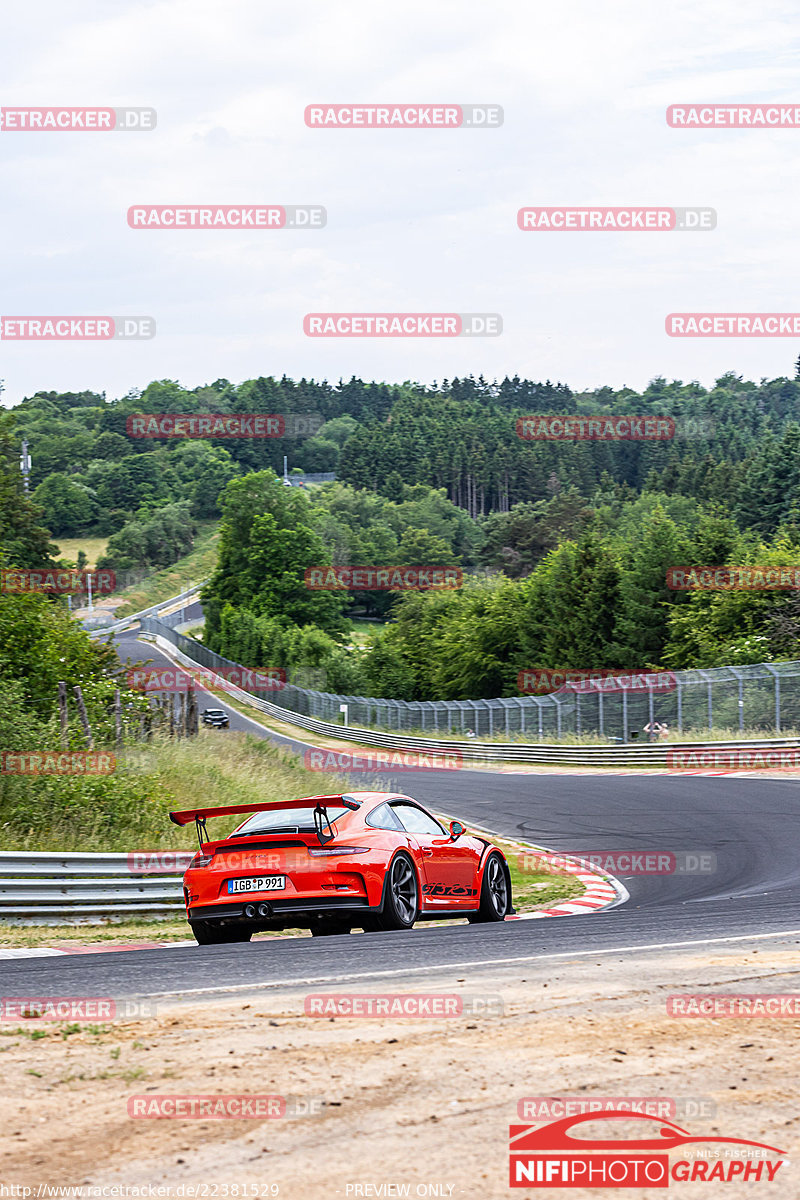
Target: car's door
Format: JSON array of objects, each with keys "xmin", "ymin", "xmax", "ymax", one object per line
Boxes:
[{"xmin": 389, "ymin": 801, "xmax": 480, "ymax": 907}]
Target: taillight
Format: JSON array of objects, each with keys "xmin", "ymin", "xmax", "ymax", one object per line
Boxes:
[
  {"xmin": 188, "ymin": 852, "xmax": 213, "ymax": 868},
  {"xmin": 308, "ymin": 846, "xmax": 369, "ymax": 856}
]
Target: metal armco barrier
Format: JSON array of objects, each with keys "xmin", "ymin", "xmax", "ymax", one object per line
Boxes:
[
  {"xmin": 0, "ymin": 851, "xmax": 192, "ymax": 922},
  {"xmin": 87, "ymin": 583, "xmax": 205, "ymax": 639},
  {"xmin": 143, "ymin": 627, "xmax": 800, "ymax": 767},
  {"xmin": 139, "ymin": 617, "xmax": 800, "ymax": 741}
]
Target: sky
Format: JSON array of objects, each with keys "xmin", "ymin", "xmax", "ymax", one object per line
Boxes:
[{"xmin": 3, "ymin": 0, "xmax": 800, "ymax": 406}]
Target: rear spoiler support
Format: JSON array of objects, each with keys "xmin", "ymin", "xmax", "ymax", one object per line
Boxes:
[
  {"xmin": 314, "ymin": 805, "xmax": 335, "ymax": 846},
  {"xmin": 195, "ymin": 815, "xmax": 209, "ymax": 850}
]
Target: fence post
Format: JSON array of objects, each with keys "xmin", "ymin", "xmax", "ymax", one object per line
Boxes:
[
  {"xmin": 765, "ymin": 665, "xmax": 780, "ymax": 732},
  {"xmin": 707, "ymin": 681, "xmax": 713, "ymax": 732},
  {"xmin": 114, "ymin": 689, "xmax": 123, "ymax": 748},
  {"xmin": 72, "ymin": 685, "xmax": 94, "ymax": 750},
  {"xmin": 622, "ymin": 687, "xmax": 628, "ymax": 742},
  {"xmin": 58, "ymin": 681, "xmax": 69, "ymax": 748}
]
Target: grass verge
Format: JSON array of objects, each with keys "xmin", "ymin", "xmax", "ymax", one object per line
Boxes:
[{"xmin": 111, "ymin": 520, "xmax": 221, "ymax": 617}]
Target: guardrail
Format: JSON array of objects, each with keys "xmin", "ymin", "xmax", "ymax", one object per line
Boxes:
[
  {"xmin": 87, "ymin": 583, "xmax": 205, "ymax": 639},
  {"xmin": 0, "ymin": 851, "xmax": 192, "ymax": 922},
  {"xmin": 143, "ymin": 628, "xmax": 800, "ymax": 767}
]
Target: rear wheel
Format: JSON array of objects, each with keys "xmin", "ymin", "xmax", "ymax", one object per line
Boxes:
[
  {"xmin": 191, "ymin": 922, "xmax": 252, "ymax": 945},
  {"xmin": 375, "ymin": 852, "xmax": 419, "ymax": 931},
  {"xmin": 468, "ymin": 853, "xmax": 511, "ymax": 923}
]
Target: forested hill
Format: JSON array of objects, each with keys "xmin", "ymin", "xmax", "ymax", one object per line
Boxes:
[
  {"xmin": 6, "ymin": 370, "xmax": 800, "ymax": 700},
  {"xmin": 8, "ymin": 371, "xmax": 800, "ymax": 534}
]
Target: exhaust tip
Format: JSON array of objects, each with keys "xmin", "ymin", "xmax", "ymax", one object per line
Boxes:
[
  {"xmin": 244, "ymin": 903, "xmax": 257, "ymax": 919},
  {"xmin": 257, "ymin": 902, "xmax": 272, "ymax": 918}
]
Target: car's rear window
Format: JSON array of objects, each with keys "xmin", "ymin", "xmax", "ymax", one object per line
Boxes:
[{"xmin": 232, "ymin": 806, "xmax": 351, "ymax": 836}]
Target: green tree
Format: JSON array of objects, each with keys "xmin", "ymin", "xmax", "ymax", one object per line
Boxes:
[
  {"xmin": 32, "ymin": 473, "xmax": 98, "ymax": 536},
  {"xmin": 0, "ymin": 411, "xmax": 55, "ymax": 567}
]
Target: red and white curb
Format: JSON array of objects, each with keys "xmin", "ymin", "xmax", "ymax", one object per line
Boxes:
[
  {"xmin": 505, "ymin": 846, "xmax": 628, "ymax": 921},
  {"xmin": 0, "ymin": 941, "xmax": 195, "ymax": 959},
  {"xmin": 507, "ymin": 853, "xmax": 625, "ymax": 920}
]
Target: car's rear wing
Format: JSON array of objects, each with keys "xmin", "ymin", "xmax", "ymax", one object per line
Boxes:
[{"xmin": 169, "ymin": 795, "xmax": 360, "ymax": 848}]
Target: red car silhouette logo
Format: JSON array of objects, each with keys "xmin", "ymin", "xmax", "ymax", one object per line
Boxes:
[{"xmin": 510, "ymin": 1111, "xmax": 785, "ymax": 1187}]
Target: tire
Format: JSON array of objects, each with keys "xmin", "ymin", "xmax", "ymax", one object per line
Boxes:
[
  {"xmin": 468, "ymin": 853, "xmax": 511, "ymax": 923},
  {"xmin": 191, "ymin": 921, "xmax": 252, "ymax": 945},
  {"xmin": 375, "ymin": 852, "xmax": 419, "ymax": 931}
]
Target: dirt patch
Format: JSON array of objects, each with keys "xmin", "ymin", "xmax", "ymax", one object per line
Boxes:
[{"xmin": 1, "ymin": 939, "xmax": 798, "ymax": 1196}]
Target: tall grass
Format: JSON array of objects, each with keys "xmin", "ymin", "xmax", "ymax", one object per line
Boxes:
[{"xmin": 0, "ymin": 729, "xmax": 348, "ymax": 852}]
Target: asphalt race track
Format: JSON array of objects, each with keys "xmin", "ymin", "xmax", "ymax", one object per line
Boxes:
[{"xmin": 4, "ymin": 624, "xmax": 800, "ymax": 999}]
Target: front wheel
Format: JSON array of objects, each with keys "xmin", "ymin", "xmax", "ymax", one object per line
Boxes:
[
  {"xmin": 191, "ymin": 921, "xmax": 252, "ymax": 945},
  {"xmin": 374, "ymin": 852, "xmax": 419, "ymax": 931},
  {"xmin": 468, "ymin": 853, "xmax": 511, "ymax": 923}
]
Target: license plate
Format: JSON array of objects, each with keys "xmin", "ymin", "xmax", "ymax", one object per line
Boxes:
[{"xmin": 227, "ymin": 875, "xmax": 286, "ymax": 894}]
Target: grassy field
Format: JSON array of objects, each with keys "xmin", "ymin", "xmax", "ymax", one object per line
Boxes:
[
  {"xmin": 52, "ymin": 537, "xmax": 109, "ymax": 568},
  {"xmin": 0, "ymin": 726, "xmax": 348, "ymax": 855},
  {"xmin": 347, "ymin": 618, "xmax": 386, "ymax": 648}
]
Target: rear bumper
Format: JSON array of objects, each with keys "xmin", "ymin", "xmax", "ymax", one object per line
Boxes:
[{"xmin": 189, "ymin": 896, "xmax": 376, "ymax": 926}]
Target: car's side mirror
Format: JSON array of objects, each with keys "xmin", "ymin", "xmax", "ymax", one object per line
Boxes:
[{"xmin": 449, "ymin": 820, "xmax": 465, "ymax": 840}]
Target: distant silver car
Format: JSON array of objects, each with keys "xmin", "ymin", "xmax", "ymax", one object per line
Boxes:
[{"xmin": 201, "ymin": 708, "xmax": 229, "ymax": 728}]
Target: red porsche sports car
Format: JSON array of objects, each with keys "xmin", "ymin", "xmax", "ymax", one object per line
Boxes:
[{"xmin": 169, "ymin": 791, "xmax": 514, "ymax": 944}]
